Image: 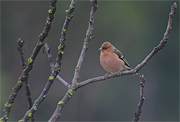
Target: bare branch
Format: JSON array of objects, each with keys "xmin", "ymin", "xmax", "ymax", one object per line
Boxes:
[
  {"xmin": 132, "ymin": 74, "xmax": 145, "ymax": 122},
  {"xmin": 134, "ymin": 2, "xmax": 177, "ymax": 72},
  {"xmin": 17, "ymin": 38, "xmax": 34, "ymax": 122},
  {"xmin": 17, "ymin": 38, "xmax": 26, "ymax": 69},
  {"xmin": 77, "ymin": 70, "xmax": 133, "ymax": 88},
  {"xmin": 77, "ymin": 2, "xmax": 177, "ymax": 89},
  {"xmin": 44, "ymin": 43, "xmax": 70, "ymax": 87},
  {"xmin": 19, "ymin": 0, "xmax": 76, "ymax": 121},
  {"xmin": 1, "ymin": 2, "xmax": 57, "ymax": 120},
  {"xmin": 1, "ymin": 2, "xmax": 177, "ymax": 122},
  {"xmin": 48, "ymin": 1, "xmax": 98, "ymax": 121},
  {"xmin": 44, "ymin": 43, "xmax": 54, "ymax": 71},
  {"xmin": 72, "ymin": 0, "xmax": 98, "ymax": 84},
  {"xmin": 48, "ymin": 85, "xmax": 77, "ymax": 122},
  {"xmin": 56, "ymin": 75, "xmax": 70, "ymax": 88}
]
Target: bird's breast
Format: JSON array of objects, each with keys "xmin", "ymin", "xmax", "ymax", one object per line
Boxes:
[{"xmin": 100, "ymin": 53, "xmax": 125, "ymax": 73}]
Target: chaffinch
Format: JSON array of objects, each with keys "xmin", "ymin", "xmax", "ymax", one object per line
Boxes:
[{"xmin": 99, "ymin": 42, "xmax": 131, "ymax": 74}]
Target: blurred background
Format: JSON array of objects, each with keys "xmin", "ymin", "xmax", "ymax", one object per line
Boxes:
[{"xmin": 1, "ymin": 0, "xmax": 179, "ymax": 121}]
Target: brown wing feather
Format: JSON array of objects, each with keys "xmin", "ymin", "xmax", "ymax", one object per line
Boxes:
[
  {"xmin": 113, "ymin": 48, "xmax": 123, "ymax": 57},
  {"xmin": 113, "ymin": 48, "xmax": 131, "ymax": 68}
]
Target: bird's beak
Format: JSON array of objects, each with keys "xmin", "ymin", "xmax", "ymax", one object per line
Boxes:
[{"xmin": 98, "ymin": 48, "xmax": 102, "ymax": 51}]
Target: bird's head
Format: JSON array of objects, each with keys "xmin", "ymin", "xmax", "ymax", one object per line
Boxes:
[{"xmin": 98, "ymin": 42, "xmax": 114, "ymax": 54}]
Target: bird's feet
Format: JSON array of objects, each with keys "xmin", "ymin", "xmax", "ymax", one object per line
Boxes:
[
  {"xmin": 116, "ymin": 71, "xmax": 122, "ymax": 76},
  {"xmin": 104, "ymin": 72, "xmax": 109, "ymax": 79}
]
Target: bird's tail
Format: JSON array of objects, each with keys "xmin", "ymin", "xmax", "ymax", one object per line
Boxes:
[{"xmin": 124, "ymin": 66, "xmax": 132, "ymax": 70}]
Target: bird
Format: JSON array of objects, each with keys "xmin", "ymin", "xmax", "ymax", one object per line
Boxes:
[{"xmin": 99, "ymin": 42, "xmax": 131, "ymax": 75}]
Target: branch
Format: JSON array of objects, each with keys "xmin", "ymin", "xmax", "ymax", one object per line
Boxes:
[
  {"xmin": 17, "ymin": 38, "xmax": 26, "ymax": 69},
  {"xmin": 48, "ymin": 85, "xmax": 76, "ymax": 122},
  {"xmin": 77, "ymin": 2, "xmax": 177, "ymax": 88},
  {"xmin": 19, "ymin": 0, "xmax": 76, "ymax": 121},
  {"xmin": 48, "ymin": 0, "xmax": 98, "ymax": 121},
  {"xmin": 132, "ymin": 74, "xmax": 145, "ymax": 122},
  {"xmin": 0, "ymin": 1, "xmax": 57, "ymax": 121},
  {"xmin": 72, "ymin": 0, "xmax": 98, "ymax": 84},
  {"xmin": 44, "ymin": 43, "xmax": 70, "ymax": 87},
  {"xmin": 134, "ymin": 2, "xmax": 177, "ymax": 72},
  {"xmin": 17, "ymin": 38, "xmax": 34, "ymax": 122}
]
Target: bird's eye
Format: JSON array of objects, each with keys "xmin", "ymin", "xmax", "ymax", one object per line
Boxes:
[{"xmin": 102, "ymin": 47, "xmax": 107, "ymax": 50}]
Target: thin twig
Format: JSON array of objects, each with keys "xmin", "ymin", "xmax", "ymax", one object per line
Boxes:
[
  {"xmin": 72, "ymin": 0, "xmax": 98, "ymax": 85},
  {"xmin": 17, "ymin": 38, "xmax": 26, "ymax": 69},
  {"xmin": 77, "ymin": 2, "xmax": 177, "ymax": 89},
  {"xmin": 17, "ymin": 38, "xmax": 34, "ymax": 122},
  {"xmin": 24, "ymin": 76, "xmax": 35, "ymax": 122},
  {"xmin": 48, "ymin": 1, "xmax": 98, "ymax": 121},
  {"xmin": 132, "ymin": 74, "xmax": 145, "ymax": 122},
  {"xmin": 44, "ymin": 43, "xmax": 70, "ymax": 87}
]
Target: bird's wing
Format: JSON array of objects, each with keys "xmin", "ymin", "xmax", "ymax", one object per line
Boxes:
[{"xmin": 113, "ymin": 48, "xmax": 131, "ymax": 68}]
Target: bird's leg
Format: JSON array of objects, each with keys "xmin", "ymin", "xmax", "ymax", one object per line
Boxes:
[
  {"xmin": 104, "ymin": 72, "xmax": 109, "ymax": 79},
  {"xmin": 116, "ymin": 70, "xmax": 122, "ymax": 76}
]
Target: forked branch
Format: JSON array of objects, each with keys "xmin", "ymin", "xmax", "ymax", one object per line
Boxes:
[
  {"xmin": 72, "ymin": 0, "xmax": 98, "ymax": 84},
  {"xmin": 45, "ymin": 43, "xmax": 70, "ymax": 87},
  {"xmin": 0, "ymin": 1, "xmax": 177, "ymax": 122},
  {"xmin": 77, "ymin": 2, "xmax": 177, "ymax": 88},
  {"xmin": 48, "ymin": 0, "xmax": 98, "ymax": 121}
]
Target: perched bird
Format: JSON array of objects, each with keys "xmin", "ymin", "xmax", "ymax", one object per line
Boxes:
[{"xmin": 99, "ymin": 42, "xmax": 131, "ymax": 75}]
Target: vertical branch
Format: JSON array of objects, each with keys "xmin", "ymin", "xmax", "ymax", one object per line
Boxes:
[
  {"xmin": 132, "ymin": 74, "xmax": 145, "ymax": 122},
  {"xmin": 17, "ymin": 38, "xmax": 26, "ymax": 69},
  {"xmin": 60, "ymin": 0, "xmax": 76, "ymax": 43},
  {"xmin": 49, "ymin": 1, "xmax": 98, "ymax": 121},
  {"xmin": 17, "ymin": 38, "xmax": 34, "ymax": 122},
  {"xmin": 72, "ymin": 0, "xmax": 98, "ymax": 84},
  {"xmin": 44, "ymin": 43, "xmax": 54, "ymax": 71}
]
